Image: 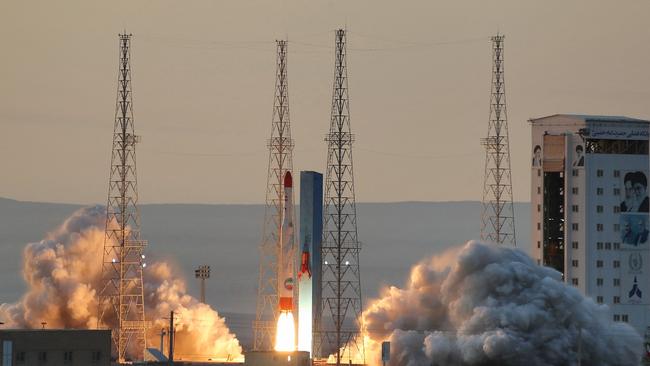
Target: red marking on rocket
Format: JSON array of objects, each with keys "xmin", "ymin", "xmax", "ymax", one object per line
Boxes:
[
  {"xmin": 298, "ymin": 250, "xmax": 311, "ymax": 280},
  {"xmin": 284, "ymin": 171, "xmax": 293, "ymax": 188},
  {"xmin": 279, "ymin": 297, "xmax": 293, "ymax": 311}
]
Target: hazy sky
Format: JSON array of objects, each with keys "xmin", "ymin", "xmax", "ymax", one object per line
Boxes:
[{"xmin": 2, "ymin": 1, "xmax": 650, "ymax": 204}]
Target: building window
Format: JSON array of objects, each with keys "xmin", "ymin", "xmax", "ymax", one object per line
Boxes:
[
  {"xmin": 614, "ymin": 205, "xmax": 621, "ymax": 213},
  {"xmin": 64, "ymin": 351, "xmax": 73, "ymax": 363},
  {"xmin": 605, "ymin": 242, "xmax": 612, "ymax": 250},
  {"xmin": 597, "ymin": 169, "xmax": 604, "ymax": 177},
  {"xmin": 572, "ymin": 205, "xmax": 579, "ymax": 212},
  {"xmin": 537, "ymin": 204, "xmax": 541, "ymax": 212},
  {"xmin": 572, "ymin": 260, "xmax": 579, "ymax": 267},
  {"xmin": 597, "ymin": 187, "xmax": 604, "ymax": 195},
  {"xmin": 537, "ymin": 222, "xmax": 541, "ymax": 230},
  {"xmin": 622, "ymin": 314, "xmax": 629, "ymax": 322},
  {"xmin": 16, "ymin": 352, "xmax": 25, "ymax": 363},
  {"xmin": 613, "ymin": 224, "xmax": 620, "ymax": 232},
  {"xmin": 38, "ymin": 352, "xmax": 47, "ymax": 362},
  {"xmin": 614, "ymin": 278, "xmax": 620, "ymax": 286},
  {"xmin": 538, "ymin": 169, "xmax": 541, "ymax": 177},
  {"xmin": 614, "ymin": 188, "xmax": 621, "ymax": 196},
  {"xmin": 596, "ymin": 260, "xmax": 604, "ymax": 268},
  {"xmin": 537, "ymin": 241, "xmax": 541, "ymax": 249},
  {"xmin": 573, "ymin": 169, "xmax": 579, "ymax": 177},
  {"xmin": 537, "ymin": 186, "xmax": 541, "ymax": 194},
  {"xmin": 614, "ymin": 296, "xmax": 621, "ymax": 304},
  {"xmin": 572, "ymin": 241, "xmax": 579, "ymax": 249},
  {"xmin": 614, "ymin": 314, "xmax": 621, "ymax": 322},
  {"xmin": 614, "ymin": 260, "xmax": 620, "ymax": 268},
  {"xmin": 596, "ymin": 205, "xmax": 603, "ymax": 213},
  {"xmin": 597, "ymin": 242, "xmax": 603, "ymax": 250},
  {"xmin": 614, "ymin": 170, "xmax": 620, "ymax": 178},
  {"xmin": 614, "ymin": 242, "xmax": 621, "ymax": 250},
  {"xmin": 596, "ymin": 223, "xmax": 604, "ymax": 231},
  {"xmin": 572, "ymin": 187, "xmax": 579, "ymax": 194},
  {"xmin": 92, "ymin": 351, "xmax": 102, "ymax": 362},
  {"xmin": 597, "ymin": 296, "xmax": 603, "ymax": 304},
  {"xmin": 572, "ymin": 223, "xmax": 579, "ymax": 231},
  {"xmin": 571, "ymin": 278, "xmax": 579, "ymax": 286},
  {"xmin": 597, "ymin": 278, "xmax": 603, "ymax": 286}
]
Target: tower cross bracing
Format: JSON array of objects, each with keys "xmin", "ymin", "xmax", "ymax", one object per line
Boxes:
[
  {"xmin": 480, "ymin": 34, "xmax": 516, "ymax": 246},
  {"xmin": 316, "ymin": 29, "xmax": 364, "ymax": 365},
  {"xmin": 253, "ymin": 40, "xmax": 296, "ymax": 351},
  {"xmin": 97, "ymin": 33, "xmax": 147, "ymax": 363}
]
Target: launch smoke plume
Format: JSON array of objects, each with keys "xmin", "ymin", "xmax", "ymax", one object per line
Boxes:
[
  {"xmin": 362, "ymin": 241, "xmax": 643, "ymax": 366},
  {"xmin": 0, "ymin": 206, "xmax": 242, "ymax": 360}
]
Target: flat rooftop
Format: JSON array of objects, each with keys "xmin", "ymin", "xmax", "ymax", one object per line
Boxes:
[{"xmin": 530, "ymin": 114, "xmax": 650, "ymax": 124}]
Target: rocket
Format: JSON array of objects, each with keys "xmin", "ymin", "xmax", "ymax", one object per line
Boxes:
[{"xmin": 279, "ymin": 171, "xmax": 295, "ymax": 312}]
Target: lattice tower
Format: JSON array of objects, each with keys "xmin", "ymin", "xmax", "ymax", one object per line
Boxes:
[
  {"xmin": 253, "ymin": 40, "xmax": 296, "ymax": 351},
  {"xmin": 480, "ymin": 34, "xmax": 516, "ymax": 246},
  {"xmin": 315, "ymin": 29, "xmax": 364, "ymax": 365},
  {"xmin": 97, "ymin": 33, "xmax": 147, "ymax": 362}
]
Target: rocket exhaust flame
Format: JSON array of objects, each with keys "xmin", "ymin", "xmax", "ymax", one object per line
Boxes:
[
  {"xmin": 275, "ymin": 311, "xmax": 296, "ymax": 352},
  {"xmin": 0, "ymin": 206, "xmax": 242, "ymax": 361}
]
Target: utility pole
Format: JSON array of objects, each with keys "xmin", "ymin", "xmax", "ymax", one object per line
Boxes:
[
  {"xmin": 168, "ymin": 311, "xmax": 174, "ymax": 365},
  {"xmin": 194, "ymin": 265, "xmax": 211, "ymax": 303},
  {"xmin": 253, "ymin": 39, "xmax": 296, "ymax": 351},
  {"xmin": 316, "ymin": 29, "xmax": 364, "ymax": 365},
  {"xmin": 480, "ymin": 33, "xmax": 516, "ymax": 246},
  {"xmin": 97, "ymin": 33, "xmax": 148, "ymax": 362},
  {"xmin": 160, "ymin": 328, "xmax": 166, "ymax": 355}
]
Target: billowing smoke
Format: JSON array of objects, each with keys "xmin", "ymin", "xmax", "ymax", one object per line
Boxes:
[
  {"xmin": 362, "ymin": 241, "xmax": 643, "ymax": 366},
  {"xmin": 0, "ymin": 206, "xmax": 242, "ymax": 361}
]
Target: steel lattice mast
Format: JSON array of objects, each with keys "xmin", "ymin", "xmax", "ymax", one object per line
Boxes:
[
  {"xmin": 253, "ymin": 40, "xmax": 296, "ymax": 351},
  {"xmin": 97, "ymin": 33, "xmax": 147, "ymax": 362},
  {"xmin": 316, "ymin": 29, "xmax": 364, "ymax": 365},
  {"xmin": 480, "ymin": 34, "xmax": 516, "ymax": 246}
]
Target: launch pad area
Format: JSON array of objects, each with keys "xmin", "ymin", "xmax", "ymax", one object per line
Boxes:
[{"xmin": 244, "ymin": 351, "xmax": 310, "ymax": 366}]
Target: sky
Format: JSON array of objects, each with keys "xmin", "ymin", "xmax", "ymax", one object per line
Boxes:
[{"xmin": 1, "ymin": 0, "xmax": 650, "ymax": 204}]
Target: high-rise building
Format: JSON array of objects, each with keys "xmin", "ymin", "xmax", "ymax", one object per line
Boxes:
[{"xmin": 530, "ymin": 114, "xmax": 650, "ymax": 336}]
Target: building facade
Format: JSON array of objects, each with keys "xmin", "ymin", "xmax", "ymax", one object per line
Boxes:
[
  {"xmin": 530, "ymin": 114, "xmax": 650, "ymax": 337},
  {"xmin": 0, "ymin": 329, "xmax": 110, "ymax": 366}
]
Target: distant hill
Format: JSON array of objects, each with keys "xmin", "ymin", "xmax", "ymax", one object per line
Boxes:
[{"xmin": 0, "ymin": 198, "xmax": 530, "ymax": 347}]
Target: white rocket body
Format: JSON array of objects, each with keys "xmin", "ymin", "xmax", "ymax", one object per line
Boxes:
[{"xmin": 278, "ymin": 172, "xmax": 295, "ymax": 312}]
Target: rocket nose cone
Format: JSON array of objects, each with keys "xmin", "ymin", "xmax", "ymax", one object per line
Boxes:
[{"xmin": 284, "ymin": 172, "xmax": 293, "ymax": 188}]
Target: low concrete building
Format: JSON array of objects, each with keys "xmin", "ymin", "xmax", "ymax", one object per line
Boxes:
[
  {"xmin": 0, "ymin": 329, "xmax": 110, "ymax": 366},
  {"xmin": 244, "ymin": 351, "xmax": 310, "ymax": 366}
]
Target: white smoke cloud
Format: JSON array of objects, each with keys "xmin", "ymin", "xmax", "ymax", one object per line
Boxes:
[
  {"xmin": 0, "ymin": 206, "xmax": 242, "ymax": 361},
  {"xmin": 362, "ymin": 241, "xmax": 643, "ymax": 366}
]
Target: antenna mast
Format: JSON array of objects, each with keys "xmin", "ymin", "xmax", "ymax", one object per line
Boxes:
[
  {"xmin": 316, "ymin": 29, "xmax": 364, "ymax": 365},
  {"xmin": 97, "ymin": 33, "xmax": 147, "ymax": 362},
  {"xmin": 253, "ymin": 40, "xmax": 296, "ymax": 351},
  {"xmin": 480, "ymin": 34, "xmax": 516, "ymax": 246}
]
